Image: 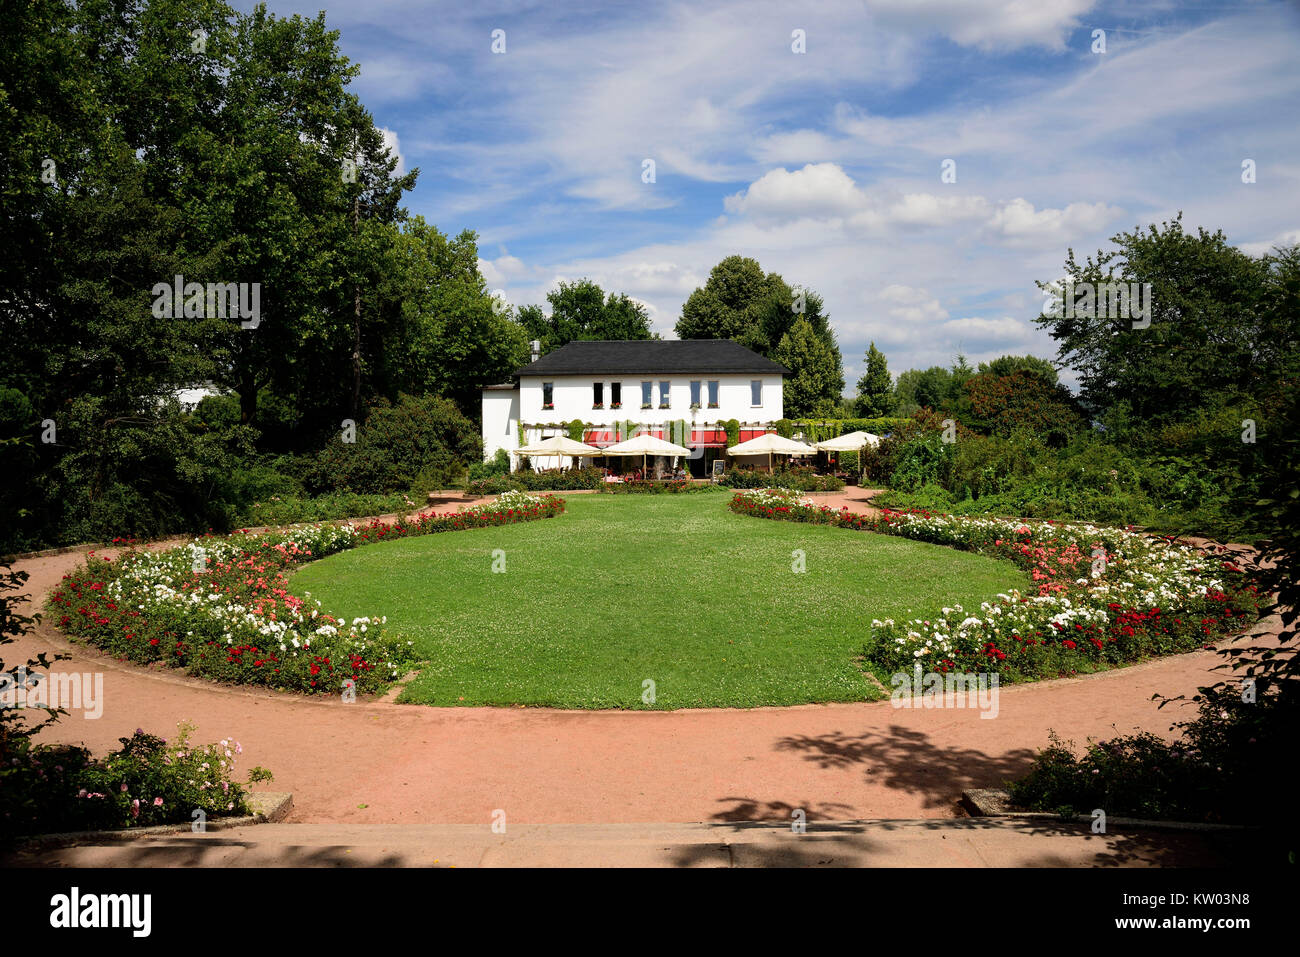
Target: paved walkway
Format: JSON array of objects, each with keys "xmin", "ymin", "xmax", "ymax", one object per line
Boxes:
[{"xmin": 5, "ymin": 495, "xmax": 1273, "ymax": 864}]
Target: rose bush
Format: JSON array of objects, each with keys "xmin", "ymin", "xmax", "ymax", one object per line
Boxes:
[
  {"xmin": 48, "ymin": 493, "xmax": 565, "ymax": 695},
  {"xmin": 3, "ymin": 722, "xmax": 272, "ymax": 839},
  {"xmin": 728, "ymin": 489, "xmax": 1261, "ymax": 681}
]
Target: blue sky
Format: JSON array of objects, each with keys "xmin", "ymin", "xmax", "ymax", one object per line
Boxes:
[{"xmin": 237, "ymin": 0, "xmax": 1300, "ymax": 389}]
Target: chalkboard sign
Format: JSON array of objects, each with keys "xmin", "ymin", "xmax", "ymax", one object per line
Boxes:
[{"xmin": 711, "ymin": 460, "xmax": 725, "ymax": 478}]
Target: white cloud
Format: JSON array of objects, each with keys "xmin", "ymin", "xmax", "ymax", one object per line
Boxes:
[
  {"xmin": 868, "ymin": 0, "xmax": 1097, "ymax": 52},
  {"xmin": 723, "ymin": 163, "xmax": 864, "ymax": 221},
  {"xmin": 722, "ymin": 163, "xmax": 1121, "ymax": 246},
  {"xmin": 982, "ymin": 198, "xmax": 1123, "ymax": 245},
  {"xmin": 1237, "ymin": 228, "xmax": 1300, "ymax": 257},
  {"xmin": 940, "ymin": 315, "xmax": 1036, "ymax": 341},
  {"xmin": 378, "ymin": 126, "xmax": 405, "ymax": 177}
]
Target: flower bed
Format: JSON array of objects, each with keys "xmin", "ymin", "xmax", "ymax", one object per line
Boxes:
[
  {"xmin": 47, "ymin": 492, "xmax": 565, "ymax": 695},
  {"xmin": 2, "ymin": 723, "xmax": 269, "ymax": 839},
  {"xmin": 728, "ymin": 489, "xmax": 1262, "ymax": 682}
]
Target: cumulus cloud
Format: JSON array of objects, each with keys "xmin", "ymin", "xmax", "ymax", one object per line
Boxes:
[
  {"xmin": 983, "ymin": 198, "xmax": 1123, "ymax": 245},
  {"xmin": 378, "ymin": 126, "xmax": 406, "ymax": 177},
  {"xmin": 723, "ymin": 163, "xmax": 1120, "ymax": 245}
]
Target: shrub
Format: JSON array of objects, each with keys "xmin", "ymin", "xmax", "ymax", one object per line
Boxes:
[
  {"xmin": 2, "ymin": 722, "xmax": 268, "ymax": 839},
  {"xmin": 600, "ymin": 480, "xmax": 718, "ymax": 494},
  {"xmin": 1009, "ymin": 681, "xmax": 1296, "ymax": 824},
  {"xmin": 232, "ymin": 491, "xmax": 414, "ymax": 527},
  {"xmin": 467, "ymin": 448, "xmax": 512, "ymax": 482},
  {"xmin": 304, "ymin": 394, "xmax": 481, "ymax": 495},
  {"xmin": 889, "ymin": 432, "xmax": 955, "ymax": 492},
  {"xmin": 467, "ymin": 467, "xmax": 606, "ymax": 495},
  {"xmin": 720, "ymin": 468, "xmax": 844, "ymax": 492}
]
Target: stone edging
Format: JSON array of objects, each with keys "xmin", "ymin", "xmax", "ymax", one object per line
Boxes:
[
  {"xmin": 960, "ymin": 788, "xmax": 1253, "ymax": 833},
  {"xmin": 8, "ymin": 792, "xmax": 293, "ymax": 849}
]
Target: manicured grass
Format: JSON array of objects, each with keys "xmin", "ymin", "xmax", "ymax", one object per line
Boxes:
[{"xmin": 291, "ymin": 494, "xmax": 1029, "ymax": 709}]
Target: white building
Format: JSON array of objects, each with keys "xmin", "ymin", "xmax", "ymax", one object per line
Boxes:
[{"xmin": 481, "ymin": 339, "xmax": 788, "ymax": 476}]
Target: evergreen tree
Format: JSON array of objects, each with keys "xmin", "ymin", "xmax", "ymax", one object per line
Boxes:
[
  {"xmin": 774, "ymin": 319, "xmax": 842, "ymax": 417},
  {"xmin": 855, "ymin": 343, "xmax": 893, "ymax": 417}
]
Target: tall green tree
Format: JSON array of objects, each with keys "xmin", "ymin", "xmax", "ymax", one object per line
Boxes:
[
  {"xmin": 976, "ymin": 354, "xmax": 1059, "ymax": 386},
  {"xmin": 675, "ymin": 255, "xmax": 782, "ymax": 345},
  {"xmin": 378, "ymin": 219, "xmax": 528, "ymax": 412},
  {"xmin": 676, "ymin": 255, "xmax": 845, "ymax": 402},
  {"xmin": 773, "ymin": 319, "xmax": 843, "ymax": 417},
  {"xmin": 1035, "ymin": 215, "xmax": 1289, "ymax": 428},
  {"xmin": 516, "ymin": 279, "xmax": 655, "ymax": 353},
  {"xmin": 855, "ymin": 343, "xmax": 893, "ymax": 417}
]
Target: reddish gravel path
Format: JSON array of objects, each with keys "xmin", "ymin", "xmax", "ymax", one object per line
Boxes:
[{"xmin": 6, "ymin": 494, "xmax": 1273, "ymax": 826}]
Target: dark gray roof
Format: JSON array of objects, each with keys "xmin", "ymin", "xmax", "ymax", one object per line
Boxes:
[{"xmin": 516, "ymin": 340, "xmax": 788, "ymax": 377}]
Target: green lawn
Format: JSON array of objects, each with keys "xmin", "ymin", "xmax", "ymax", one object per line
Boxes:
[{"xmin": 291, "ymin": 494, "xmax": 1029, "ymax": 709}]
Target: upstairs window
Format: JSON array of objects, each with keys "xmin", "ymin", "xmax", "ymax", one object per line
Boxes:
[
  {"xmin": 592, "ymin": 382, "xmax": 604, "ymax": 408},
  {"xmin": 610, "ymin": 382, "xmax": 622, "ymax": 408},
  {"xmin": 542, "ymin": 382, "xmax": 554, "ymax": 410},
  {"xmin": 751, "ymin": 380, "xmax": 762, "ymax": 406},
  {"xmin": 707, "ymin": 380, "xmax": 720, "ymax": 408},
  {"xmin": 641, "ymin": 381, "xmax": 653, "ymax": 408},
  {"xmin": 690, "ymin": 380, "xmax": 701, "ymax": 407},
  {"xmin": 659, "ymin": 381, "xmax": 670, "ymax": 407}
]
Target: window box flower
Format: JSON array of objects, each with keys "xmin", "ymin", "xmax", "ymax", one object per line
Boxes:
[
  {"xmin": 592, "ymin": 403, "xmax": 604, "ymax": 410},
  {"xmin": 611, "ymin": 402, "xmax": 622, "ymax": 409},
  {"xmin": 640, "ymin": 402, "xmax": 652, "ymax": 409}
]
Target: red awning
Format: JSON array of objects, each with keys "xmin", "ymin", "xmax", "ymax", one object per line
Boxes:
[
  {"xmin": 739, "ymin": 429, "xmax": 767, "ymax": 442},
  {"xmin": 583, "ymin": 430, "xmax": 617, "ymax": 447}
]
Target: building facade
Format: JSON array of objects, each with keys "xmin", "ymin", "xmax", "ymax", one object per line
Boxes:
[{"xmin": 481, "ymin": 340, "xmax": 788, "ymax": 475}]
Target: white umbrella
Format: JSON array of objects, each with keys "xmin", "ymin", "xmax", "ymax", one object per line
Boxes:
[
  {"xmin": 726, "ymin": 432, "xmax": 816, "ymax": 473},
  {"xmin": 601, "ymin": 433, "xmax": 691, "ymax": 476},
  {"xmin": 814, "ymin": 431, "xmax": 880, "ymax": 452},
  {"xmin": 515, "ymin": 434, "xmax": 602, "ymax": 471}
]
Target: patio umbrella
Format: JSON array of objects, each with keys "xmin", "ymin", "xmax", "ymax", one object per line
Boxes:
[
  {"xmin": 726, "ymin": 432, "xmax": 816, "ymax": 472},
  {"xmin": 515, "ymin": 434, "xmax": 603, "ymax": 471},
  {"xmin": 601, "ymin": 433, "xmax": 691, "ymax": 475},
  {"xmin": 814, "ymin": 431, "xmax": 880, "ymax": 452}
]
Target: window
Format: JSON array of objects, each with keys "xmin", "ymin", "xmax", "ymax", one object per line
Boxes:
[
  {"xmin": 707, "ymin": 380, "xmax": 719, "ymax": 408},
  {"xmin": 592, "ymin": 382, "xmax": 603, "ymax": 408},
  {"xmin": 659, "ymin": 381, "xmax": 670, "ymax": 407},
  {"xmin": 641, "ymin": 381, "xmax": 653, "ymax": 408},
  {"xmin": 610, "ymin": 382, "xmax": 621, "ymax": 408},
  {"xmin": 542, "ymin": 382, "xmax": 553, "ymax": 409},
  {"xmin": 751, "ymin": 379, "xmax": 762, "ymax": 406},
  {"xmin": 690, "ymin": 380, "xmax": 701, "ymax": 407}
]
